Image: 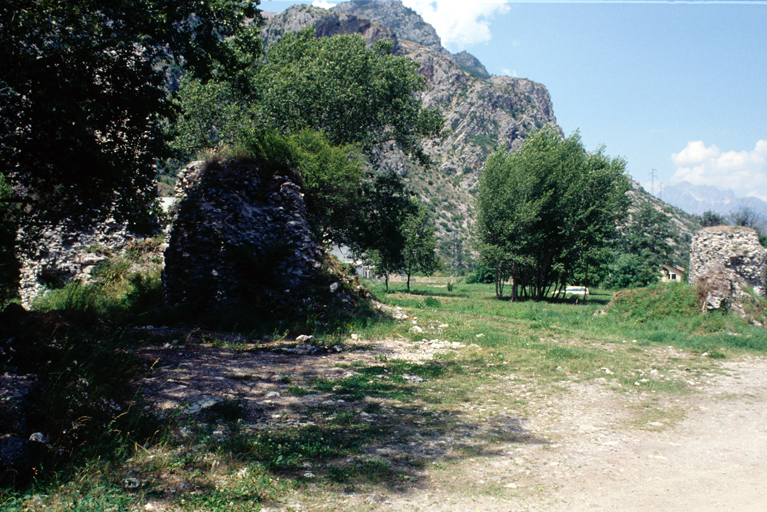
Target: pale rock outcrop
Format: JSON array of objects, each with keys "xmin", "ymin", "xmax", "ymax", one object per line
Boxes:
[{"xmin": 689, "ymin": 226, "xmax": 766, "ymax": 313}]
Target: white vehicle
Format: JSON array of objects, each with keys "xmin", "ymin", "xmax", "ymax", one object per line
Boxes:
[{"xmin": 565, "ymin": 286, "xmax": 589, "ymax": 298}]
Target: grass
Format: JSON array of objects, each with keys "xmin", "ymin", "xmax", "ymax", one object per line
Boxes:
[{"xmin": 4, "ymin": 279, "xmax": 767, "ymax": 510}]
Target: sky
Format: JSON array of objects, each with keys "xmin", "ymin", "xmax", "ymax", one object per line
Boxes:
[{"xmin": 261, "ymin": 0, "xmax": 767, "ymax": 202}]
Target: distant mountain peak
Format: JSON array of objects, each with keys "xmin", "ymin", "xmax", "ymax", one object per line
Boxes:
[{"xmin": 661, "ymin": 180, "xmax": 767, "ymax": 217}]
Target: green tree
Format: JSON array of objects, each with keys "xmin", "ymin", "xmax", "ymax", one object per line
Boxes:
[
  {"xmin": 402, "ymin": 201, "xmax": 440, "ymax": 292},
  {"xmin": 1, "ymin": 0, "xmax": 258, "ymax": 245},
  {"xmin": 352, "ymin": 172, "xmax": 416, "ymax": 292},
  {"xmin": 168, "ymin": 27, "xmax": 263, "ymax": 157},
  {"xmin": 477, "ymin": 129, "xmax": 630, "ymax": 300},
  {"xmin": 700, "ymin": 210, "xmax": 726, "ymax": 227},
  {"xmin": 728, "ymin": 206, "xmax": 763, "ymax": 234},
  {"xmin": 605, "ymin": 203, "xmax": 675, "ymax": 288},
  {"xmin": 253, "ymin": 28, "xmax": 443, "ymax": 165},
  {"xmin": 241, "ymin": 129, "xmax": 365, "ymax": 245}
]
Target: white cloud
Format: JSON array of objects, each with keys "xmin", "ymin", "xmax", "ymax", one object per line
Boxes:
[
  {"xmin": 312, "ymin": 0, "xmax": 336, "ymax": 9},
  {"xmin": 402, "ymin": 0, "xmax": 510, "ymax": 50},
  {"xmin": 671, "ymin": 140, "xmax": 767, "ymax": 201},
  {"xmin": 501, "ymin": 68, "xmax": 517, "ymax": 77}
]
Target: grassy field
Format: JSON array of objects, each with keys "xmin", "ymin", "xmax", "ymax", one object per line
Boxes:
[{"xmin": 2, "ymin": 281, "xmax": 766, "ymax": 511}]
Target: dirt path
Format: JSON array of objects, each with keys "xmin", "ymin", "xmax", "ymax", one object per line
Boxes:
[
  {"xmin": 396, "ymin": 358, "xmax": 767, "ymax": 512},
  {"xmin": 137, "ymin": 330, "xmax": 767, "ymax": 512}
]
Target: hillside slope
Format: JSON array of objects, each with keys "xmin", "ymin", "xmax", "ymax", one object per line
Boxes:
[
  {"xmin": 262, "ymin": 3, "xmax": 559, "ymax": 246},
  {"xmin": 262, "ymin": 1, "xmax": 699, "ymax": 264}
]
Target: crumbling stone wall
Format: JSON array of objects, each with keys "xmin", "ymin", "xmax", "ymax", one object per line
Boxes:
[
  {"xmin": 17, "ymin": 221, "xmax": 139, "ymax": 308},
  {"xmin": 162, "ymin": 159, "xmax": 324, "ymax": 312},
  {"xmin": 688, "ymin": 226, "xmax": 766, "ymax": 311}
]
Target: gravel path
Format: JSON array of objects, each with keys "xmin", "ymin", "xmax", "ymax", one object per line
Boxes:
[{"xmin": 137, "ymin": 329, "xmax": 767, "ymax": 511}]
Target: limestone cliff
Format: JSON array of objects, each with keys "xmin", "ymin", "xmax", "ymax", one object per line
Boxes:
[{"xmin": 262, "ymin": 2, "xmax": 560, "ymax": 240}]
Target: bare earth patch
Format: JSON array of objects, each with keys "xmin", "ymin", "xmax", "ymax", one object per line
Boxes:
[{"xmin": 136, "ymin": 328, "xmax": 767, "ymax": 512}]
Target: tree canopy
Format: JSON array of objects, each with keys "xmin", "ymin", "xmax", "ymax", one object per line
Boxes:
[
  {"xmin": 1, "ymin": 0, "xmax": 258, "ymax": 231},
  {"xmin": 477, "ymin": 129, "xmax": 630, "ymax": 300},
  {"xmin": 604, "ymin": 203, "xmax": 676, "ymax": 289},
  {"xmin": 171, "ymin": 27, "xmax": 443, "ymax": 165},
  {"xmin": 253, "ymin": 29, "xmax": 443, "ymax": 164},
  {"xmin": 351, "ymin": 172, "xmax": 416, "ymax": 292},
  {"xmin": 401, "ymin": 200, "xmax": 440, "ymax": 292}
]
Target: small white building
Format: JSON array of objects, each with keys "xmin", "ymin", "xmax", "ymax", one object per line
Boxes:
[
  {"xmin": 328, "ymin": 245, "xmax": 373, "ymax": 279},
  {"xmin": 660, "ymin": 263, "xmax": 686, "ymax": 283}
]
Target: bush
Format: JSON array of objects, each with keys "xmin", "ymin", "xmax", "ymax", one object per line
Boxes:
[
  {"xmin": 466, "ymin": 263, "xmax": 494, "ymax": 284},
  {"xmin": 32, "ymin": 253, "xmax": 163, "ymax": 326}
]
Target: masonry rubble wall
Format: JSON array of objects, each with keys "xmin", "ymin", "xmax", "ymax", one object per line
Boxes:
[
  {"xmin": 17, "ymin": 221, "xmax": 140, "ymax": 309},
  {"xmin": 688, "ymin": 226, "xmax": 766, "ymax": 311},
  {"xmin": 162, "ymin": 159, "xmax": 324, "ymax": 312}
]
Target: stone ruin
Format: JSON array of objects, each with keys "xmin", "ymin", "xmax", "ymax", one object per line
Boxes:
[
  {"xmin": 688, "ymin": 226, "xmax": 766, "ymax": 314},
  {"xmin": 162, "ymin": 159, "xmax": 325, "ymax": 312},
  {"xmin": 16, "ymin": 220, "xmax": 141, "ymax": 309},
  {"xmin": 15, "ymin": 156, "xmax": 368, "ymax": 325}
]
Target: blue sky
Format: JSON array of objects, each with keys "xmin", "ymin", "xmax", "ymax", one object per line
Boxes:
[{"xmin": 261, "ymin": 0, "xmax": 767, "ymax": 201}]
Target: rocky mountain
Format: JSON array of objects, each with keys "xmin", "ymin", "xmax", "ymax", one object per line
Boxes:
[
  {"xmin": 260, "ymin": 1, "xmax": 705, "ymax": 266},
  {"xmin": 661, "ymin": 180, "xmax": 767, "ymax": 218},
  {"xmin": 330, "ymin": 0, "xmax": 443, "ymax": 52},
  {"xmin": 331, "ymin": 1, "xmax": 491, "ymax": 78},
  {"xmin": 262, "ymin": 2, "xmax": 559, "ymax": 245}
]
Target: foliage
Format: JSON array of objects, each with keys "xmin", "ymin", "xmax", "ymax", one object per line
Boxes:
[
  {"xmin": 727, "ymin": 206, "xmax": 763, "ymax": 234},
  {"xmin": 32, "ymin": 246, "xmax": 163, "ymax": 325},
  {"xmin": 169, "ymin": 75, "xmax": 251, "ymax": 158},
  {"xmin": 477, "ymin": 128, "xmax": 630, "ymax": 300},
  {"xmin": 0, "ymin": 174, "xmax": 19, "ymax": 305},
  {"xmin": 700, "ymin": 210, "xmax": 727, "ymax": 227},
  {"xmin": 351, "ymin": 172, "xmax": 416, "ymax": 292},
  {"xmin": 168, "ymin": 26, "xmax": 263, "ymax": 157},
  {"xmin": 253, "ymin": 28, "xmax": 443, "ymax": 165},
  {"xmin": 1, "ymin": 0, "xmax": 258, "ymax": 233},
  {"xmin": 605, "ymin": 203, "xmax": 675, "ymax": 289},
  {"xmin": 465, "ymin": 263, "xmax": 495, "ymax": 284},
  {"xmin": 401, "ymin": 200, "xmax": 441, "ymax": 292},
  {"xmin": 171, "ymin": 26, "xmax": 443, "ymax": 168},
  {"xmin": 249, "ymin": 130, "xmax": 365, "ymax": 245}
]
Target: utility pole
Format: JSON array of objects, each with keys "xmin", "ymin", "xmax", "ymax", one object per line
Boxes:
[{"xmin": 650, "ymin": 169, "xmax": 657, "ymax": 196}]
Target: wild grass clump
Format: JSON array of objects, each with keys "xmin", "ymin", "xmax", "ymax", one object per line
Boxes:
[
  {"xmin": 607, "ymin": 282, "xmax": 700, "ymax": 322},
  {"xmin": 32, "ymin": 238, "xmax": 164, "ymax": 326},
  {"xmin": 0, "ymin": 307, "xmax": 158, "ymax": 489},
  {"xmin": 604, "ymin": 282, "xmax": 767, "ymax": 354}
]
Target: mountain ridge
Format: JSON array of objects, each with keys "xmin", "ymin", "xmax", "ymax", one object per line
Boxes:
[
  {"xmin": 660, "ymin": 180, "xmax": 767, "ymax": 217},
  {"xmin": 261, "ymin": 0, "xmax": 702, "ymax": 264}
]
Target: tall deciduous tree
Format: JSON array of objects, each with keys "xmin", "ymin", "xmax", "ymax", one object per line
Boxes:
[
  {"xmin": 1, "ymin": 0, "xmax": 258, "ymax": 233},
  {"xmin": 605, "ymin": 203, "xmax": 676, "ymax": 288},
  {"xmin": 477, "ymin": 129, "xmax": 630, "ymax": 300},
  {"xmin": 351, "ymin": 172, "xmax": 416, "ymax": 292},
  {"xmin": 252, "ymin": 28, "xmax": 443, "ymax": 165},
  {"xmin": 402, "ymin": 201, "xmax": 440, "ymax": 292}
]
